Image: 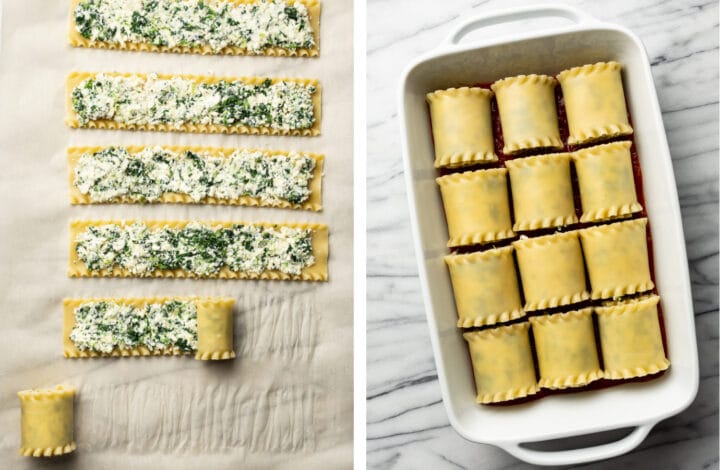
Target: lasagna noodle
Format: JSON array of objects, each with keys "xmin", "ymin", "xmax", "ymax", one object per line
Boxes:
[
  {"xmin": 578, "ymin": 218, "xmax": 654, "ymax": 299},
  {"xmin": 557, "ymin": 61, "xmax": 633, "ymax": 145},
  {"xmin": 505, "ymin": 153, "xmax": 577, "ymax": 231},
  {"xmin": 436, "ymin": 169, "xmax": 514, "ymax": 247},
  {"xmin": 18, "ymin": 386, "xmax": 76, "ymax": 457},
  {"xmin": 68, "ymin": 220, "xmax": 329, "ymax": 281},
  {"xmin": 512, "ymin": 231, "xmax": 589, "ymax": 311},
  {"xmin": 463, "ymin": 323, "xmax": 539, "ymax": 404},
  {"xmin": 529, "ymin": 309, "xmax": 603, "ymax": 389},
  {"xmin": 572, "ymin": 141, "xmax": 642, "ymax": 222},
  {"xmin": 67, "ymin": 145, "xmax": 324, "ymax": 211},
  {"xmin": 491, "ymin": 74, "xmax": 562, "ymax": 154},
  {"xmin": 426, "ymin": 87, "xmax": 497, "ymax": 168},
  {"xmin": 68, "ymin": 0, "xmax": 321, "ymax": 57},
  {"xmin": 65, "ymin": 71, "xmax": 322, "ymax": 136},
  {"xmin": 63, "ymin": 297, "xmax": 235, "ymax": 358},
  {"xmin": 445, "ymin": 246, "xmax": 525, "ymax": 328},
  {"xmin": 595, "ymin": 295, "xmax": 670, "ymax": 379}
]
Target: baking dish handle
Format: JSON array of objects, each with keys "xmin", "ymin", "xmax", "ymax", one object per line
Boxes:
[
  {"xmin": 500, "ymin": 422, "xmax": 656, "ymax": 466},
  {"xmin": 442, "ymin": 4, "xmax": 601, "ymax": 48}
]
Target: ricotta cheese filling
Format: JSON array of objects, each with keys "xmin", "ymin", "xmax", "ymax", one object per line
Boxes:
[
  {"xmin": 74, "ymin": 0, "xmax": 315, "ymax": 53},
  {"xmin": 71, "ymin": 73, "xmax": 316, "ymax": 130},
  {"xmin": 75, "ymin": 222, "xmax": 315, "ymax": 276},
  {"xmin": 74, "ymin": 146, "xmax": 316, "ymax": 204},
  {"xmin": 70, "ymin": 300, "xmax": 198, "ymax": 353}
]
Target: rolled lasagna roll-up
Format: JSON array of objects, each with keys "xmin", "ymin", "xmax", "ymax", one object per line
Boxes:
[{"xmin": 18, "ymin": 386, "xmax": 76, "ymax": 457}]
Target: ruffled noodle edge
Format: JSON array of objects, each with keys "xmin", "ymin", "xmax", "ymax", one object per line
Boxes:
[
  {"xmin": 457, "ymin": 308, "xmax": 525, "ymax": 328},
  {"xmin": 19, "ymin": 442, "xmax": 76, "ymax": 458},
  {"xmin": 444, "ymin": 245, "xmax": 513, "ymax": 265},
  {"xmin": 579, "ymin": 216, "xmax": 647, "ymax": 239},
  {"xmin": 463, "ymin": 321, "xmax": 529, "ymax": 342},
  {"xmin": 447, "ymin": 228, "xmax": 515, "ymax": 248},
  {"xmin": 503, "ymin": 135, "xmax": 564, "ymax": 155},
  {"xmin": 512, "ymin": 229, "xmax": 579, "ymax": 251},
  {"xmin": 195, "ymin": 350, "xmax": 236, "ymax": 361},
  {"xmin": 434, "ymin": 150, "xmax": 498, "ymax": 169},
  {"xmin": 513, "ymin": 213, "xmax": 578, "ymax": 232},
  {"xmin": 528, "ymin": 307, "xmax": 593, "ymax": 326},
  {"xmin": 17, "ymin": 385, "xmax": 76, "ymax": 402},
  {"xmin": 524, "ymin": 290, "xmax": 590, "ymax": 312},
  {"xmin": 435, "ymin": 167, "xmax": 507, "ymax": 186},
  {"xmin": 595, "ymin": 294, "xmax": 660, "ymax": 316},
  {"xmin": 504, "ymin": 151, "xmax": 572, "ymax": 169},
  {"xmin": 603, "ymin": 359, "xmax": 670, "ymax": 380},
  {"xmin": 490, "ymin": 74, "xmax": 557, "ymax": 91},
  {"xmin": 580, "ymin": 202, "xmax": 643, "ymax": 223},
  {"xmin": 572, "ymin": 139, "xmax": 632, "ymax": 159},
  {"xmin": 476, "ymin": 382, "xmax": 540, "ymax": 404},
  {"xmin": 590, "ymin": 280, "xmax": 655, "ymax": 300},
  {"xmin": 426, "ymin": 86, "xmax": 493, "ymax": 103},
  {"xmin": 557, "ymin": 61, "xmax": 622, "ymax": 82},
  {"xmin": 538, "ymin": 369, "xmax": 604, "ymax": 390},
  {"xmin": 567, "ymin": 123, "xmax": 634, "ymax": 146}
]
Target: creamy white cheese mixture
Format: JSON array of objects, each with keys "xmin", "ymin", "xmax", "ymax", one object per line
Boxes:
[
  {"xmin": 75, "ymin": 222, "xmax": 315, "ymax": 276},
  {"xmin": 74, "ymin": 0, "xmax": 315, "ymax": 53},
  {"xmin": 74, "ymin": 146, "xmax": 316, "ymax": 204},
  {"xmin": 71, "ymin": 73, "xmax": 316, "ymax": 130},
  {"xmin": 70, "ymin": 300, "xmax": 198, "ymax": 353}
]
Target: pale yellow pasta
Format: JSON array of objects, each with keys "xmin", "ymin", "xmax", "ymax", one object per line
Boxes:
[
  {"xmin": 18, "ymin": 386, "xmax": 76, "ymax": 457},
  {"xmin": 426, "ymin": 87, "xmax": 497, "ymax": 168},
  {"xmin": 463, "ymin": 323, "xmax": 539, "ymax": 404},
  {"xmin": 436, "ymin": 169, "xmax": 514, "ymax": 247},
  {"xmin": 578, "ymin": 218, "xmax": 653, "ymax": 299},
  {"xmin": 558, "ymin": 62, "xmax": 633, "ymax": 145},
  {"xmin": 491, "ymin": 74, "xmax": 562, "ymax": 154},
  {"xmin": 596, "ymin": 295, "xmax": 670, "ymax": 379},
  {"xmin": 505, "ymin": 153, "xmax": 577, "ymax": 231},
  {"xmin": 512, "ymin": 231, "xmax": 589, "ymax": 311},
  {"xmin": 68, "ymin": 0, "xmax": 321, "ymax": 57},
  {"xmin": 63, "ymin": 297, "xmax": 236, "ymax": 359},
  {"xmin": 445, "ymin": 246, "xmax": 524, "ymax": 328},
  {"xmin": 572, "ymin": 141, "xmax": 642, "ymax": 222},
  {"xmin": 529, "ymin": 309, "xmax": 603, "ymax": 389}
]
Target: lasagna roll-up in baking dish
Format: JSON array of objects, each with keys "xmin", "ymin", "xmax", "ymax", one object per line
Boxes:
[
  {"xmin": 513, "ymin": 231, "xmax": 590, "ymax": 311},
  {"xmin": 505, "ymin": 153, "xmax": 577, "ymax": 231},
  {"xmin": 578, "ymin": 218, "xmax": 654, "ymax": 299},
  {"xmin": 426, "ymin": 87, "xmax": 497, "ymax": 168},
  {"xmin": 529, "ymin": 309, "xmax": 603, "ymax": 390},
  {"xmin": 491, "ymin": 74, "xmax": 563, "ymax": 155},
  {"xmin": 558, "ymin": 61, "xmax": 633, "ymax": 145},
  {"xmin": 444, "ymin": 246, "xmax": 525, "ymax": 328},
  {"xmin": 436, "ymin": 169, "xmax": 514, "ymax": 248},
  {"xmin": 18, "ymin": 386, "xmax": 76, "ymax": 457},
  {"xmin": 464, "ymin": 323, "xmax": 539, "ymax": 404},
  {"xmin": 595, "ymin": 295, "xmax": 670, "ymax": 379},
  {"xmin": 572, "ymin": 140, "xmax": 642, "ymax": 222}
]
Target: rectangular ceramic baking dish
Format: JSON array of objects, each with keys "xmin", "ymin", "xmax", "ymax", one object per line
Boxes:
[{"xmin": 398, "ymin": 4, "xmax": 699, "ymax": 466}]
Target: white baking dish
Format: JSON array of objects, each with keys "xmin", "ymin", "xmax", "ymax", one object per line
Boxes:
[{"xmin": 398, "ymin": 4, "xmax": 699, "ymax": 466}]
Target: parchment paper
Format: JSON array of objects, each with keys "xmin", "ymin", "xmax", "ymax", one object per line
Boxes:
[{"xmin": 0, "ymin": 1, "xmax": 353, "ymax": 468}]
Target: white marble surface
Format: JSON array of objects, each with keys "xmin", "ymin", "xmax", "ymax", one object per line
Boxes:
[{"xmin": 366, "ymin": 0, "xmax": 718, "ymax": 468}]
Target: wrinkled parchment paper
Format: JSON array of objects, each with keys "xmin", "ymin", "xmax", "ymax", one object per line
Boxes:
[{"xmin": 0, "ymin": 1, "xmax": 353, "ymax": 468}]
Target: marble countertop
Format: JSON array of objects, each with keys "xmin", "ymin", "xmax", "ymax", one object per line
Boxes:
[{"xmin": 366, "ymin": 0, "xmax": 718, "ymax": 468}]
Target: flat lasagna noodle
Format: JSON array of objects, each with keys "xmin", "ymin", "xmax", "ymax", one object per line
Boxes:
[
  {"xmin": 578, "ymin": 218, "xmax": 654, "ymax": 299},
  {"xmin": 505, "ymin": 153, "xmax": 577, "ymax": 231},
  {"xmin": 491, "ymin": 74, "xmax": 563, "ymax": 154},
  {"xmin": 68, "ymin": 0, "xmax": 321, "ymax": 57},
  {"xmin": 529, "ymin": 309, "xmax": 603, "ymax": 389},
  {"xmin": 463, "ymin": 322, "xmax": 539, "ymax": 404},
  {"xmin": 67, "ymin": 146, "xmax": 324, "ymax": 211},
  {"xmin": 63, "ymin": 297, "xmax": 236, "ymax": 359},
  {"xmin": 512, "ymin": 231, "xmax": 589, "ymax": 311},
  {"xmin": 68, "ymin": 220, "xmax": 329, "ymax": 281},
  {"xmin": 572, "ymin": 141, "xmax": 642, "ymax": 222},
  {"xmin": 557, "ymin": 62, "xmax": 633, "ymax": 145},
  {"xmin": 444, "ymin": 246, "xmax": 525, "ymax": 328},
  {"xmin": 595, "ymin": 295, "xmax": 670, "ymax": 379},
  {"xmin": 436, "ymin": 169, "xmax": 514, "ymax": 247},
  {"xmin": 65, "ymin": 71, "xmax": 322, "ymax": 136},
  {"xmin": 426, "ymin": 87, "xmax": 497, "ymax": 168},
  {"xmin": 18, "ymin": 386, "xmax": 76, "ymax": 457}
]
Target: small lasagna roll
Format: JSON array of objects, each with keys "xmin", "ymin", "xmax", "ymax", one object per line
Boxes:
[
  {"xmin": 572, "ymin": 141, "xmax": 642, "ymax": 222},
  {"xmin": 463, "ymin": 323, "xmax": 539, "ymax": 404},
  {"xmin": 196, "ymin": 298, "xmax": 236, "ymax": 360},
  {"xmin": 505, "ymin": 153, "xmax": 577, "ymax": 231},
  {"xmin": 558, "ymin": 62, "xmax": 633, "ymax": 145},
  {"xmin": 426, "ymin": 87, "xmax": 497, "ymax": 168},
  {"xmin": 491, "ymin": 74, "xmax": 563, "ymax": 154},
  {"xmin": 513, "ymin": 231, "xmax": 589, "ymax": 311},
  {"xmin": 445, "ymin": 246, "xmax": 524, "ymax": 328},
  {"xmin": 436, "ymin": 169, "xmax": 514, "ymax": 247},
  {"xmin": 18, "ymin": 386, "xmax": 76, "ymax": 457},
  {"xmin": 578, "ymin": 218, "xmax": 654, "ymax": 299},
  {"xmin": 595, "ymin": 295, "xmax": 670, "ymax": 379},
  {"xmin": 529, "ymin": 309, "xmax": 603, "ymax": 389}
]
